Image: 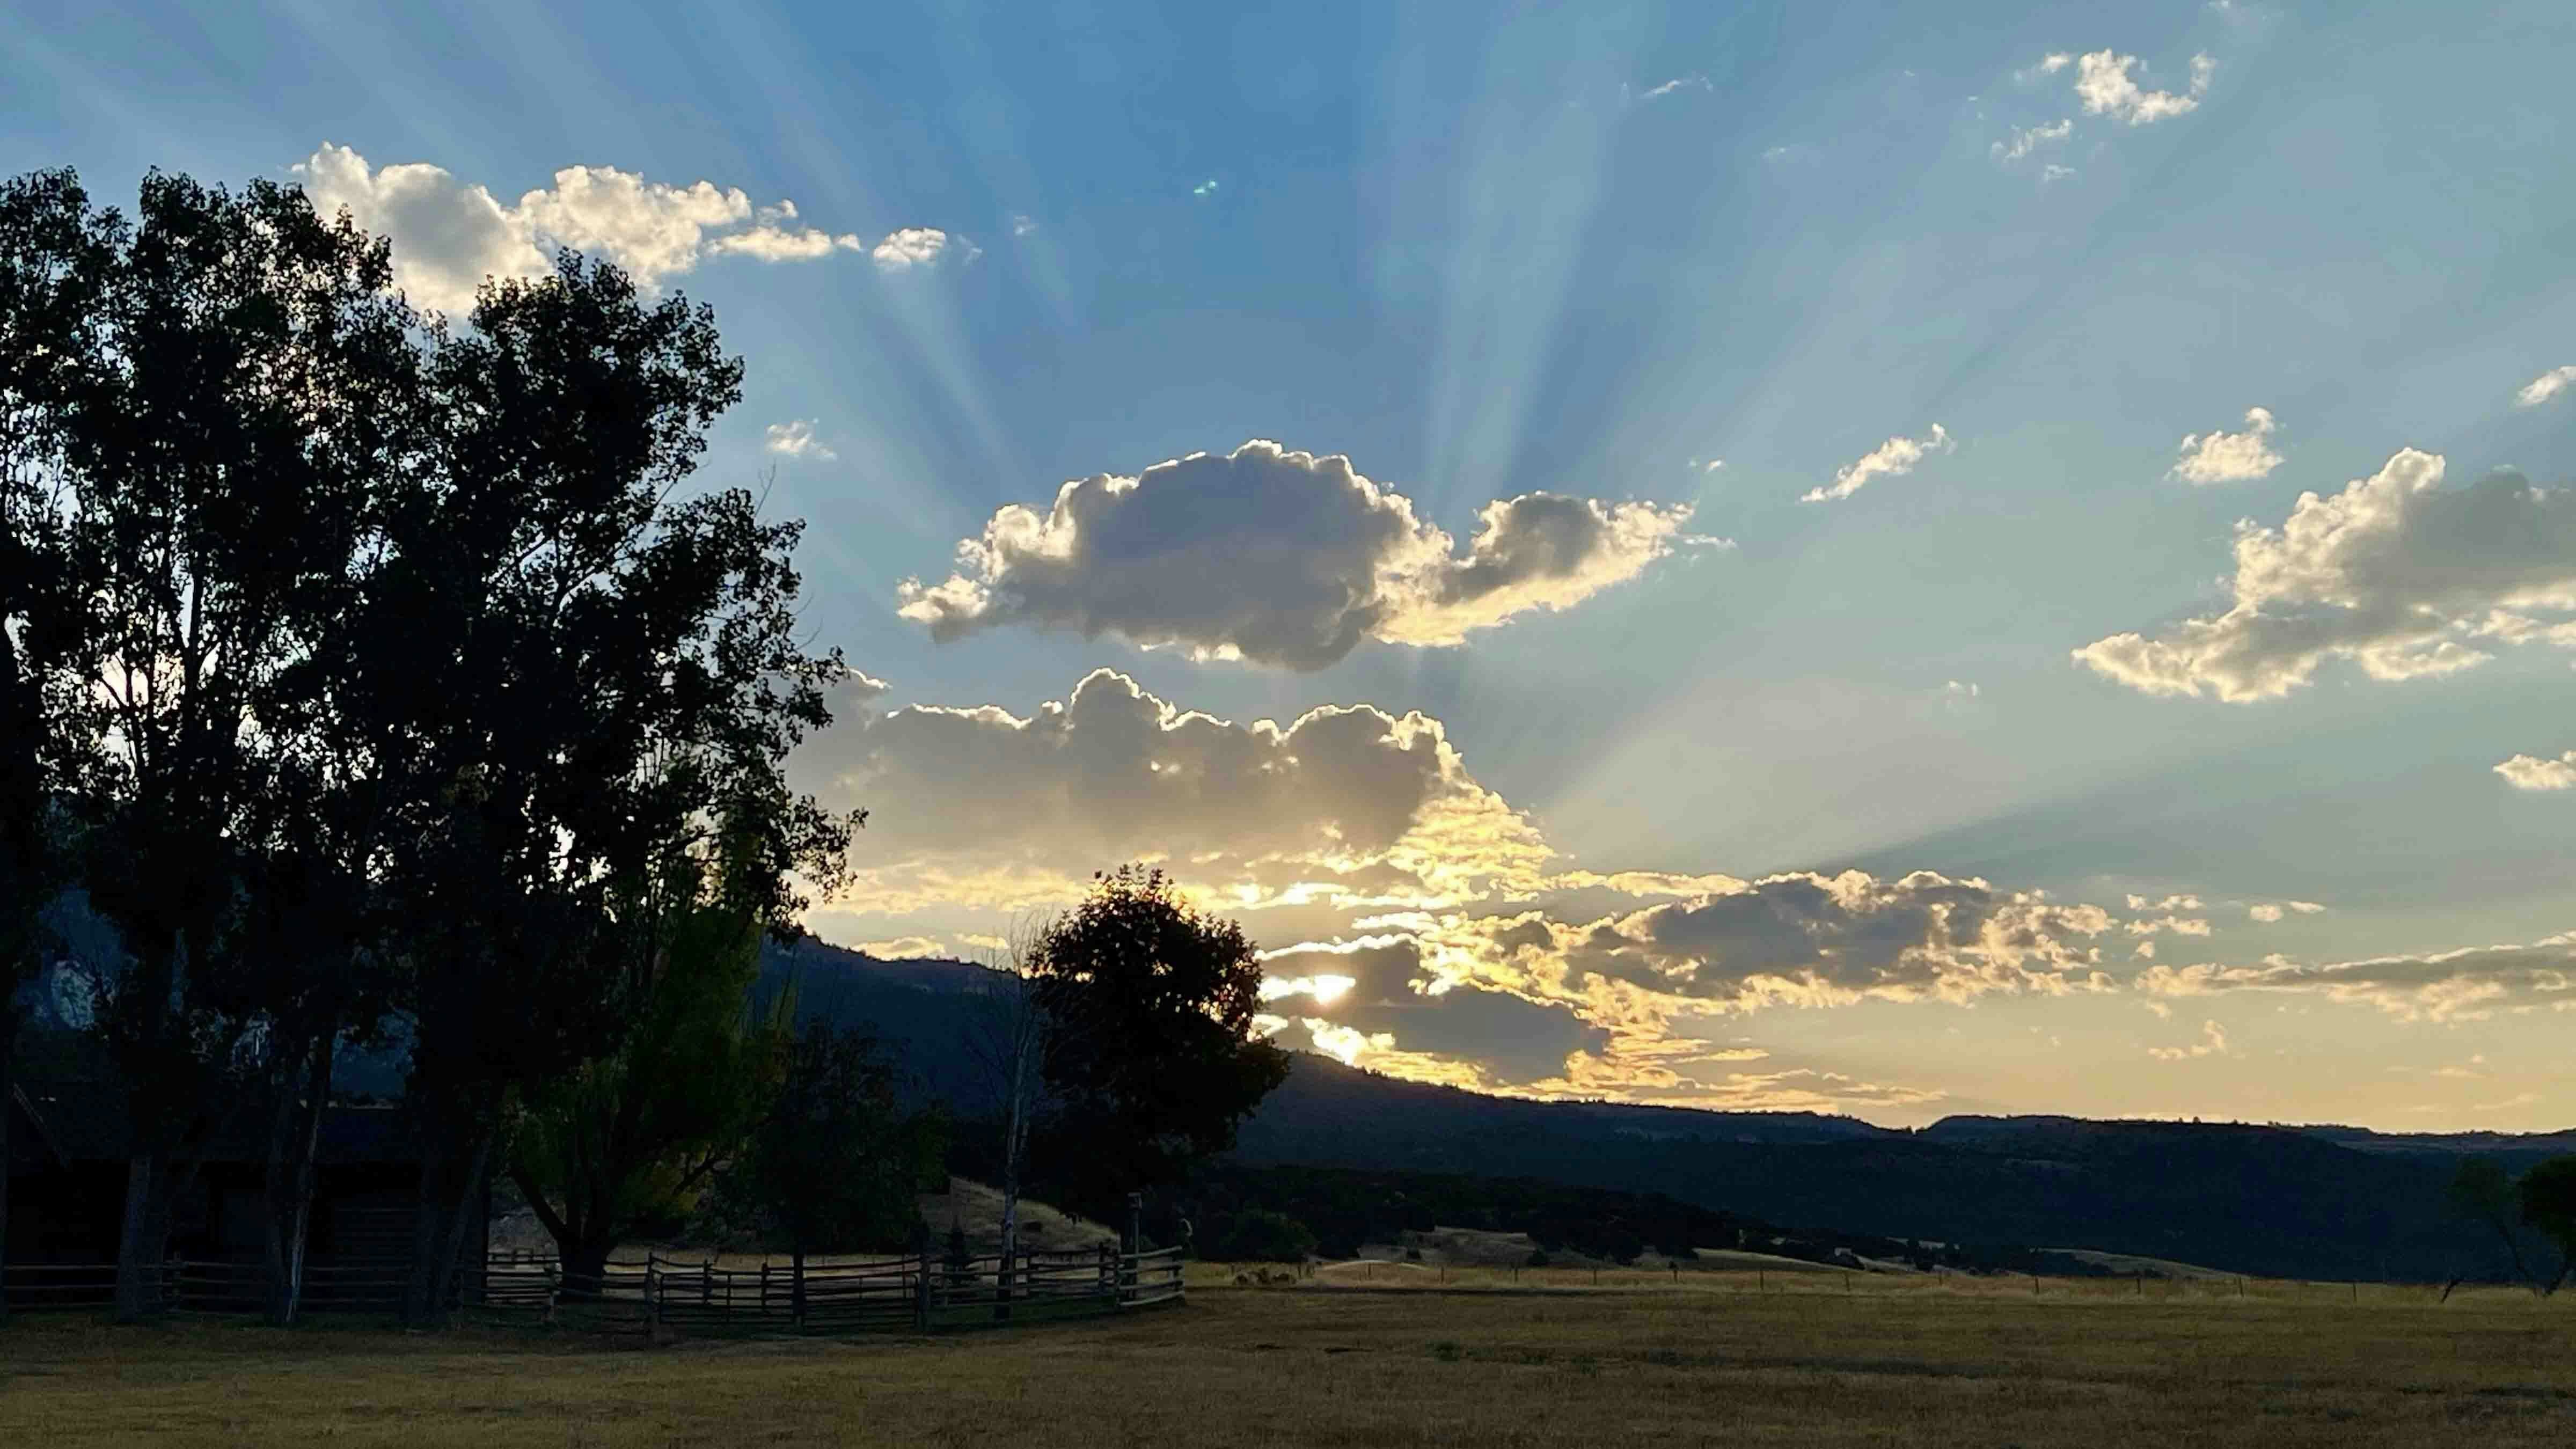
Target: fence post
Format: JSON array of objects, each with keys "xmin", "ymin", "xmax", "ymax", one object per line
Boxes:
[
  {"xmin": 1100, "ymin": 1241, "xmax": 1116, "ymax": 1304},
  {"xmin": 913, "ymin": 1222, "xmax": 934, "ymax": 1331}
]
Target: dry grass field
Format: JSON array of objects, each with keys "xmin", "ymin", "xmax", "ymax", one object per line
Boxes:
[{"xmin": 4, "ymin": 1269, "xmax": 2572, "ymax": 1447}]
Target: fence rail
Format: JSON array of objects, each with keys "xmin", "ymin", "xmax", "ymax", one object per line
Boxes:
[{"xmin": 1, "ymin": 1243, "xmax": 1189, "ymax": 1334}]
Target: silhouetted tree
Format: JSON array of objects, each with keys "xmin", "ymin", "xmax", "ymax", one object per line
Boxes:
[
  {"xmin": 508, "ymin": 779, "xmax": 852, "ymax": 1292},
  {"xmin": 366, "ymin": 251, "xmax": 839, "ymax": 1323},
  {"xmin": 2450, "ymin": 1157, "xmax": 2553, "ymax": 1295},
  {"xmin": 2516, "ymin": 1155, "xmax": 2576, "ymax": 1296},
  {"xmin": 1029, "ymin": 866, "xmax": 1290, "ymax": 1213},
  {"xmin": 36, "ymin": 169, "xmax": 418, "ymax": 1321},
  {"xmin": 0, "ymin": 166, "xmax": 117, "ymax": 1322},
  {"xmin": 733, "ymin": 1023, "xmax": 942, "ymax": 1316}
]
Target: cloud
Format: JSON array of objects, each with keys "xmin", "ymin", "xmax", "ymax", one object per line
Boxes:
[
  {"xmin": 2075, "ymin": 448, "xmax": 2576, "ymax": 701},
  {"xmin": 2127, "ymin": 914, "xmax": 2212, "ymax": 938},
  {"xmin": 2017, "ymin": 53, "xmax": 2075, "ymax": 83},
  {"xmin": 1427, "ymin": 869, "xmax": 2117, "ymax": 1018},
  {"xmin": 2040, "ymin": 164, "xmax": 2077, "ymax": 184},
  {"xmin": 710, "ymin": 213, "xmax": 863, "ymax": 261},
  {"xmin": 291, "ymin": 144, "xmax": 881, "ymax": 314},
  {"xmin": 870, "ymin": 228, "xmax": 953, "ymax": 270},
  {"xmin": 2071, "ymin": 50, "xmax": 2214, "ymax": 126},
  {"xmin": 788, "ymin": 668, "xmax": 1552, "ymax": 918},
  {"xmin": 2519, "ymin": 367, "xmax": 2576, "ymax": 408},
  {"xmin": 2249, "ymin": 903, "xmax": 2284, "ymax": 923},
  {"xmin": 2126, "ymin": 894, "xmax": 2204, "ymax": 912},
  {"xmin": 2171, "ymin": 407, "xmax": 2284, "ymax": 485},
  {"xmin": 1991, "ymin": 118, "xmax": 2072, "ymax": 163},
  {"xmin": 1802, "ymin": 425, "xmax": 1954, "ymax": 503},
  {"xmin": 2148, "ymin": 1019, "xmax": 2230, "ymax": 1060},
  {"xmin": 763, "ymin": 420, "xmax": 836, "ymax": 460},
  {"xmin": 1635, "ymin": 75, "xmax": 1711, "ymax": 103},
  {"xmin": 2137, "ymin": 935, "xmax": 2576, "ymax": 1022},
  {"xmin": 853, "ymin": 936, "xmax": 948, "ymax": 960},
  {"xmin": 2497, "ymin": 751, "xmax": 2576, "ymax": 791},
  {"xmin": 898, "ymin": 441, "xmax": 1714, "ymax": 669},
  {"xmin": 1192, "ymin": 179, "xmax": 1220, "ymax": 197}
]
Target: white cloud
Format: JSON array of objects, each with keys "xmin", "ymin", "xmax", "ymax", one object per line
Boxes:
[
  {"xmin": 2075, "ymin": 448, "xmax": 2576, "ymax": 701},
  {"xmin": 2171, "ymin": 407, "xmax": 2284, "ymax": 485},
  {"xmin": 292, "ymin": 143, "xmax": 874, "ymax": 314},
  {"xmin": 1636, "ymin": 75, "xmax": 1711, "ymax": 102},
  {"xmin": 1009, "ymin": 214, "xmax": 1038, "ymax": 238},
  {"xmin": 2138, "ymin": 935, "xmax": 2576, "ymax": 1022},
  {"xmin": 711, "ymin": 224, "xmax": 862, "ymax": 262},
  {"xmin": 1991, "ymin": 118, "xmax": 2072, "ymax": 163},
  {"xmin": 2518, "ymin": 366, "xmax": 2576, "ymax": 407},
  {"xmin": 2126, "ymin": 894, "xmax": 2204, "ymax": 912},
  {"xmin": 870, "ymin": 228, "xmax": 953, "ymax": 271},
  {"xmin": 1192, "ymin": 179, "xmax": 1220, "ymax": 197},
  {"xmin": 2249, "ymin": 903, "xmax": 2284, "ymax": 923},
  {"xmin": 2072, "ymin": 50, "xmax": 2214, "ymax": 126},
  {"xmin": 764, "ymin": 420, "xmax": 836, "ymax": 461},
  {"xmin": 899, "ymin": 440, "xmax": 1715, "ymax": 669},
  {"xmin": 2497, "ymin": 751, "xmax": 2576, "ymax": 791},
  {"xmin": 1802, "ymin": 425, "xmax": 1954, "ymax": 503},
  {"xmin": 2040, "ymin": 164, "xmax": 2076, "ymax": 184},
  {"xmin": 2148, "ymin": 1019, "xmax": 2230, "ymax": 1060}
]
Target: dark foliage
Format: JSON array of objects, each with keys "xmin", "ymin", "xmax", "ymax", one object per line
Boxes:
[
  {"xmin": 730, "ymin": 1024, "xmax": 943, "ymax": 1267},
  {"xmin": 1025, "ymin": 867, "xmax": 1290, "ymax": 1213}
]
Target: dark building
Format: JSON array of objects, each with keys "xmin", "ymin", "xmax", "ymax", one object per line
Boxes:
[{"xmin": 6, "ymin": 1081, "xmax": 470, "ymax": 1309}]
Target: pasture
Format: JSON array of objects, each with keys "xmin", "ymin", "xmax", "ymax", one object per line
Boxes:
[{"xmin": 3, "ymin": 1267, "xmax": 2571, "ymax": 1447}]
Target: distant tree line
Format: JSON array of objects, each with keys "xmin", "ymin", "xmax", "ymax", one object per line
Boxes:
[{"xmin": 0, "ymin": 166, "xmax": 1290, "ymax": 1328}]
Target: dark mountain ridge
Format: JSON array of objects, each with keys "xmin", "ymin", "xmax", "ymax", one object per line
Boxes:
[{"xmin": 764, "ymin": 940, "xmax": 2560, "ymax": 1283}]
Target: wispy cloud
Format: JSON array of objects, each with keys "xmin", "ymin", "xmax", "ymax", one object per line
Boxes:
[
  {"xmin": 763, "ymin": 420, "xmax": 836, "ymax": 461},
  {"xmin": 1634, "ymin": 74, "xmax": 1711, "ymax": 103},
  {"xmin": 1992, "ymin": 118, "xmax": 2072, "ymax": 163},
  {"xmin": 2148, "ymin": 1019, "xmax": 2230, "ymax": 1060},
  {"xmin": 1803, "ymin": 425, "xmax": 1954, "ymax": 503},
  {"xmin": 2517, "ymin": 365, "xmax": 2576, "ymax": 407}
]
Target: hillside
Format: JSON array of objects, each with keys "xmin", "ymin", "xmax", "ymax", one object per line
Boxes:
[{"xmin": 762, "ymin": 939, "xmax": 2565, "ymax": 1283}]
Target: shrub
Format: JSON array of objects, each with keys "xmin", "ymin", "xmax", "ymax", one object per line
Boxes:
[{"xmin": 1213, "ymin": 1209, "xmax": 1318, "ymax": 1263}]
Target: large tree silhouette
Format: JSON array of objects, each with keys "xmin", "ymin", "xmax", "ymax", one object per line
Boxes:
[{"xmin": 1029, "ymin": 866, "xmax": 1290, "ymax": 1218}]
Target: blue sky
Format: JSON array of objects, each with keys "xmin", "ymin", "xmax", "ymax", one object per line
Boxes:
[{"xmin": 12, "ymin": 0, "xmax": 2576, "ymax": 1128}]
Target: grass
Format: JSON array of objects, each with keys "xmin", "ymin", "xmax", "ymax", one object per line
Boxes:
[{"xmin": 4, "ymin": 1270, "xmax": 2573, "ymax": 1446}]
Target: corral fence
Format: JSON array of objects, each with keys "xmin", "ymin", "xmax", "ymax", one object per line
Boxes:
[{"xmin": 2, "ymin": 1243, "xmax": 1187, "ymax": 1334}]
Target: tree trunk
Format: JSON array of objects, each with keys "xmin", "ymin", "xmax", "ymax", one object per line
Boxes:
[
  {"xmin": 406, "ymin": 1110, "xmax": 492, "ymax": 1327},
  {"xmin": 264, "ymin": 1029, "xmax": 333, "ymax": 1325},
  {"xmin": 112, "ymin": 1149, "xmax": 171, "ymax": 1323},
  {"xmin": 0, "ymin": 1007, "xmax": 14, "ymax": 1327}
]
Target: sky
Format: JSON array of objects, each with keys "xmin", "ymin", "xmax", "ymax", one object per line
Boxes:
[{"xmin": 9, "ymin": 0, "xmax": 2576, "ymax": 1131}]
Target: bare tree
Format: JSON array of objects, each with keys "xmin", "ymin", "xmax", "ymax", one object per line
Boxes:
[{"xmin": 961, "ymin": 918, "xmax": 1067, "ymax": 1315}]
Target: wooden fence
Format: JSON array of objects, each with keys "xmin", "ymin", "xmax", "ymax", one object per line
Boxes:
[{"xmin": 1, "ymin": 1245, "xmax": 1187, "ymax": 1333}]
